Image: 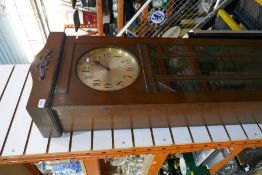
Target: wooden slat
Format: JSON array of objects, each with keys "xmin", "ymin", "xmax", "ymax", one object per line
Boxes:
[
  {"xmin": 48, "ymin": 132, "xmax": 71, "ymax": 153},
  {"xmin": 0, "ymin": 65, "xmax": 29, "ymax": 152},
  {"xmin": 225, "ymin": 125, "xmax": 247, "ymax": 141},
  {"xmin": 133, "ymin": 129, "xmax": 153, "ymax": 147},
  {"xmin": 207, "ymin": 125, "xmax": 229, "ymax": 142},
  {"xmin": 93, "ymin": 130, "xmax": 112, "ymax": 150},
  {"xmin": 25, "ymin": 124, "xmax": 49, "ymax": 155},
  {"xmin": 96, "ymin": 0, "xmax": 103, "ymax": 36},
  {"xmin": 190, "ymin": 126, "xmax": 211, "ymax": 143},
  {"xmin": 171, "ymin": 127, "xmax": 192, "ymax": 144},
  {"xmin": 0, "ymin": 65, "xmax": 13, "ymax": 99},
  {"xmin": 71, "ymin": 131, "xmax": 92, "ymax": 152},
  {"xmin": 2, "ymin": 74, "xmax": 32, "ymax": 156},
  {"xmin": 242, "ymin": 124, "xmax": 262, "ymax": 140},
  {"xmin": 152, "ymin": 128, "xmax": 173, "ymax": 146},
  {"xmin": 117, "ymin": 0, "xmax": 124, "ymax": 31},
  {"xmin": 114, "ymin": 129, "xmax": 133, "ymax": 149}
]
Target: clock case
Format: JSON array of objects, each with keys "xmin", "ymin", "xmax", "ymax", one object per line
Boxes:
[{"xmin": 27, "ymin": 32, "xmax": 262, "ymax": 138}]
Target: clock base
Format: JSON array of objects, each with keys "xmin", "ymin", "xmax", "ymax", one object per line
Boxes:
[{"xmin": 55, "ymin": 102, "xmax": 262, "ymax": 133}]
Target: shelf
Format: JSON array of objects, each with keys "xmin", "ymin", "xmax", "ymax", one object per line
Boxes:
[{"xmin": 0, "ymin": 65, "xmax": 261, "ymax": 175}]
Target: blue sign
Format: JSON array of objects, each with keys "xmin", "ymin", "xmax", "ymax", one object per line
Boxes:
[{"xmin": 148, "ymin": 8, "xmax": 167, "ymax": 26}]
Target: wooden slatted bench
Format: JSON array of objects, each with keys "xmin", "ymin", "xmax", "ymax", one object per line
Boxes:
[{"xmin": 0, "ymin": 65, "xmax": 262, "ymax": 174}]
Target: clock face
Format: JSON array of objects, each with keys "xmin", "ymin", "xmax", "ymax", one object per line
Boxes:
[{"xmin": 76, "ymin": 47, "xmax": 140, "ymax": 91}]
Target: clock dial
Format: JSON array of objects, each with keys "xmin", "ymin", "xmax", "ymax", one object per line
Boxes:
[{"xmin": 76, "ymin": 47, "xmax": 140, "ymax": 91}]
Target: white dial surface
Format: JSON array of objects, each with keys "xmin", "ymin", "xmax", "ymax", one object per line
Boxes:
[{"xmin": 76, "ymin": 47, "xmax": 140, "ymax": 91}]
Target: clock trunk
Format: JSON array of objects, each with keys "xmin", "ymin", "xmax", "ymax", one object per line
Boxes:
[{"xmin": 27, "ymin": 32, "xmax": 262, "ymax": 137}]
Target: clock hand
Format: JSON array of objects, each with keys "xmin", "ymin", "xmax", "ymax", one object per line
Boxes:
[
  {"xmin": 88, "ymin": 59, "xmax": 110, "ymax": 71},
  {"xmin": 94, "ymin": 60, "xmax": 110, "ymax": 71}
]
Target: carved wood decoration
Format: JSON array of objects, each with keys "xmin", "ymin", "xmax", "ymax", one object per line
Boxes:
[{"xmin": 27, "ymin": 32, "xmax": 262, "ymax": 137}]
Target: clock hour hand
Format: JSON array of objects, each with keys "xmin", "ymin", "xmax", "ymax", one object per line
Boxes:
[
  {"xmin": 88, "ymin": 59, "xmax": 110, "ymax": 71},
  {"xmin": 94, "ymin": 60, "xmax": 110, "ymax": 71}
]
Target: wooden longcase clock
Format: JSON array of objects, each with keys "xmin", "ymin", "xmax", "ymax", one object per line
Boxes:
[{"xmin": 27, "ymin": 32, "xmax": 262, "ymax": 137}]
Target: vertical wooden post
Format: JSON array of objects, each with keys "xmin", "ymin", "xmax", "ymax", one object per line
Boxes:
[
  {"xmin": 210, "ymin": 147, "xmax": 243, "ymax": 175},
  {"xmin": 147, "ymin": 153, "xmax": 168, "ymax": 175},
  {"xmin": 142, "ymin": 6, "xmax": 149, "ymax": 20},
  {"xmin": 117, "ymin": 0, "xmax": 124, "ymax": 31},
  {"xmin": 168, "ymin": 0, "xmax": 174, "ymax": 17},
  {"xmin": 84, "ymin": 159, "xmax": 101, "ymax": 175},
  {"xmin": 96, "ymin": 0, "xmax": 104, "ymax": 36},
  {"xmin": 140, "ymin": 6, "xmax": 149, "ymax": 37}
]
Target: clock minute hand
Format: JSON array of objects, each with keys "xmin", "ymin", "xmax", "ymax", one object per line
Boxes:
[{"xmin": 93, "ymin": 60, "xmax": 110, "ymax": 71}]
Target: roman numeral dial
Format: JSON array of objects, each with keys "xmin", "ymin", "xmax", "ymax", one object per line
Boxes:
[{"xmin": 76, "ymin": 47, "xmax": 140, "ymax": 91}]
